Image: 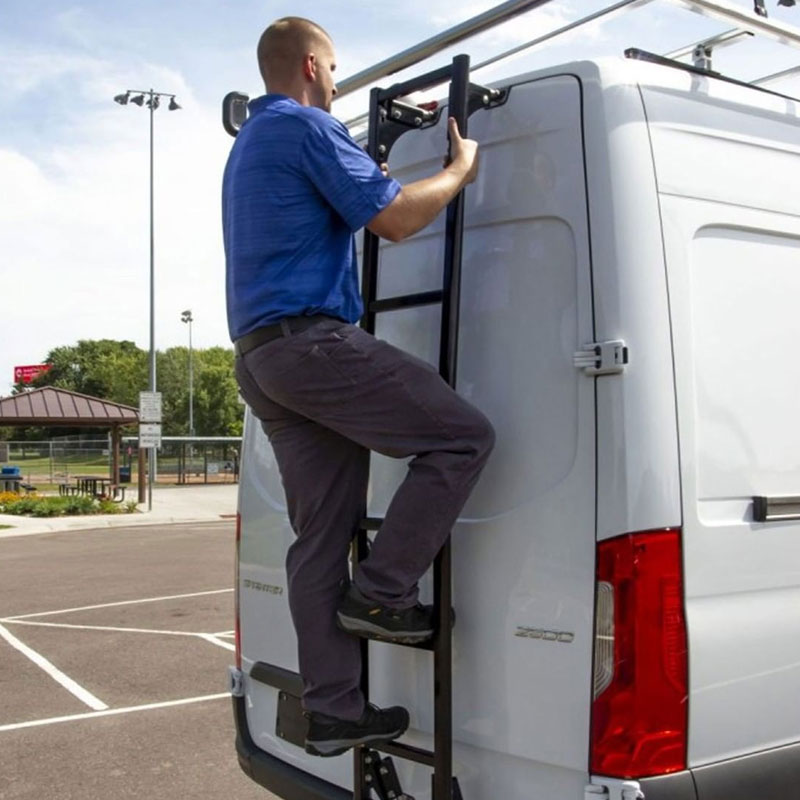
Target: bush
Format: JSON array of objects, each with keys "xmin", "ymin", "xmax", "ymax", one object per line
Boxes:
[
  {"xmin": 62, "ymin": 495, "xmax": 98, "ymax": 515},
  {"xmin": 97, "ymin": 499, "xmax": 124, "ymax": 515},
  {"xmin": 0, "ymin": 492, "xmax": 137, "ymax": 517},
  {"xmin": 30, "ymin": 497, "xmax": 70, "ymax": 517},
  {"xmin": 4, "ymin": 496, "xmax": 41, "ymax": 515},
  {"xmin": 0, "ymin": 491, "xmax": 22, "ymax": 510}
]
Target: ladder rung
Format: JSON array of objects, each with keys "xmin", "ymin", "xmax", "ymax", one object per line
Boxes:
[
  {"xmin": 371, "ymin": 740, "xmax": 435, "ymax": 768},
  {"xmin": 369, "ymin": 290, "xmax": 443, "ymax": 314}
]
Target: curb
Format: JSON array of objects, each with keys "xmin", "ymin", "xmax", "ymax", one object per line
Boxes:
[{"xmin": 0, "ymin": 513, "xmax": 236, "ymax": 538}]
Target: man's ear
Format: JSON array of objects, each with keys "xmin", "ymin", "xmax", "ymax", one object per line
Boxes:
[{"xmin": 302, "ymin": 53, "xmax": 316, "ymax": 82}]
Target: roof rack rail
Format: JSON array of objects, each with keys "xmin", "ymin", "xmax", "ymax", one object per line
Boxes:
[
  {"xmin": 334, "ymin": 0, "xmax": 800, "ymax": 101},
  {"xmin": 222, "ymin": 0, "xmax": 800, "ymax": 137},
  {"xmin": 625, "ymin": 47, "xmax": 800, "ymax": 101}
]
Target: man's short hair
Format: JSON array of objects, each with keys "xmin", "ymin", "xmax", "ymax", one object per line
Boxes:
[{"xmin": 257, "ymin": 17, "xmax": 332, "ymax": 90}]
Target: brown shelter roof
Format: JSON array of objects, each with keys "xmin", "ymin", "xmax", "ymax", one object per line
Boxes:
[{"xmin": 0, "ymin": 387, "xmax": 139, "ymax": 427}]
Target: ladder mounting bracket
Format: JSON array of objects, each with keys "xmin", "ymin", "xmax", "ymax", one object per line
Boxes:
[
  {"xmin": 374, "ymin": 82, "xmax": 508, "ymax": 162},
  {"xmin": 362, "ymin": 750, "xmax": 415, "ymax": 800}
]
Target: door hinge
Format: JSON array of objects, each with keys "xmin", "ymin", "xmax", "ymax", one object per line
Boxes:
[
  {"xmin": 574, "ymin": 340, "xmax": 629, "ymax": 376},
  {"xmin": 585, "ymin": 778, "xmax": 644, "ymax": 800}
]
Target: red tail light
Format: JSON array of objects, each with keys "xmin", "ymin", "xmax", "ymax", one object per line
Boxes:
[
  {"xmin": 591, "ymin": 528, "xmax": 688, "ymax": 778},
  {"xmin": 235, "ymin": 512, "xmax": 242, "ymax": 669}
]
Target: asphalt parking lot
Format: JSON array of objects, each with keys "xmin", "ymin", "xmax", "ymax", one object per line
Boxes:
[{"xmin": 0, "ymin": 521, "xmax": 276, "ymax": 800}]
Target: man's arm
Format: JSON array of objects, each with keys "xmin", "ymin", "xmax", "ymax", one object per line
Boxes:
[{"xmin": 367, "ymin": 118, "xmax": 479, "ymax": 243}]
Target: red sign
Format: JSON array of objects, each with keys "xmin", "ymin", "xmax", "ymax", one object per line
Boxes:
[{"xmin": 14, "ymin": 364, "xmax": 51, "ymax": 384}]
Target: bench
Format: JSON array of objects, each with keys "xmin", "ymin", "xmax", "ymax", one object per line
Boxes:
[{"xmin": 109, "ymin": 485, "xmax": 127, "ymax": 503}]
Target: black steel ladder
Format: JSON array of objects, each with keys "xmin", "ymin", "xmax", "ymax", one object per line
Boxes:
[{"xmin": 353, "ymin": 54, "xmax": 506, "ymax": 800}]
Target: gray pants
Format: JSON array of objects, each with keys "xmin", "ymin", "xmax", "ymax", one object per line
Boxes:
[{"xmin": 235, "ymin": 317, "xmax": 495, "ymax": 719}]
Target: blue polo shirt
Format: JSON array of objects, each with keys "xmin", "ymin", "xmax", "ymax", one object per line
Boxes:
[{"xmin": 223, "ymin": 95, "xmax": 401, "ymax": 340}]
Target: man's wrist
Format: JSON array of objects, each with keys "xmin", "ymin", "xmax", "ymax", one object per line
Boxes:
[{"xmin": 444, "ymin": 158, "xmax": 469, "ymax": 187}]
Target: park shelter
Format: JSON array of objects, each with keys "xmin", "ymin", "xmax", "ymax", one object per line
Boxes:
[{"xmin": 0, "ymin": 387, "xmax": 140, "ymax": 492}]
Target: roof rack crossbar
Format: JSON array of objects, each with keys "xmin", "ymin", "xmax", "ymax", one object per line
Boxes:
[
  {"xmin": 471, "ymin": 0, "xmax": 654, "ymax": 75},
  {"xmin": 666, "ymin": 0, "xmax": 800, "ymax": 49},
  {"xmin": 753, "ymin": 63, "xmax": 800, "ymax": 84},
  {"xmin": 664, "ymin": 27, "xmax": 753, "ymax": 60}
]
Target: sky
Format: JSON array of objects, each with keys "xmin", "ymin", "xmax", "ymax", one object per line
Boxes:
[{"xmin": 2, "ymin": 0, "xmax": 800, "ymax": 394}]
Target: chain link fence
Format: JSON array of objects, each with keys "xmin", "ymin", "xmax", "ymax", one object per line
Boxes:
[{"xmin": 0, "ymin": 435, "xmax": 241, "ymax": 488}]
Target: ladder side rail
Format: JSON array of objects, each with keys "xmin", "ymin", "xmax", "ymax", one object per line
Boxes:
[
  {"xmin": 361, "ymin": 87, "xmax": 384, "ymax": 337},
  {"xmin": 439, "ymin": 53, "xmax": 471, "ymax": 388},
  {"xmin": 354, "ymin": 84, "xmax": 385, "ymax": 800},
  {"xmin": 433, "ymin": 53, "xmax": 471, "ymax": 800}
]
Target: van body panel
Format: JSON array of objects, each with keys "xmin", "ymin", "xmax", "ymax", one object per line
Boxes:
[
  {"xmin": 641, "ymin": 74, "xmax": 800, "ymax": 767},
  {"xmin": 360, "ymin": 73, "xmax": 597, "ymax": 784}
]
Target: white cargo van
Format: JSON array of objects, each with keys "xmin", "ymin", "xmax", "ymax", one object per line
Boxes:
[{"xmin": 226, "ymin": 3, "xmax": 800, "ymax": 799}]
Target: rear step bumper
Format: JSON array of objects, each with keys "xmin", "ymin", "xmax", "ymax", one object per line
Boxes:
[{"xmin": 233, "ymin": 696, "xmax": 351, "ymax": 800}]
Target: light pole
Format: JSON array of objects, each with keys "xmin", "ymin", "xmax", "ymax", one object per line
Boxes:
[
  {"xmin": 114, "ymin": 88, "xmax": 180, "ymax": 509},
  {"xmin": 181, "ymin": 309, "xmax": 194, "ymax": 437},
  {"xmin": 181, "ymin": 309, "xmax": 194, "ymax": 485}
]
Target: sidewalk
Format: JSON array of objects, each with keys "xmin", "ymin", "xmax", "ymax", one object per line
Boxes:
[{"xmin": 0, "ymin": 484, "xmax": 238, "ymax": 538}]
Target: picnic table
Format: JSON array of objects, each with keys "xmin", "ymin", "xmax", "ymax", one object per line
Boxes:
[
  {"xmin": 1, "ymin": 475, "xmax": 22, "ymax": 493},
  {"xmin": 74, "ymin": 475, "xmax": 113, "ymax": 497}
]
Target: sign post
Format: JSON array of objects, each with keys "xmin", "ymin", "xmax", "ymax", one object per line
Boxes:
[{"xmin": 139, "ymin": 392, "xmax": 162, "ymax": 511}]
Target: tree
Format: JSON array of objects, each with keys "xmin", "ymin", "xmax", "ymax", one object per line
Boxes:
[
  {"xmin": 193, "ymin": 347, "xmax": 244, "ymax": 436},
  {"xmin": 5, "ymin": 339, "xmax": 243, "ymax": 440},
  {"xmin": 24, "ymin": 340, "xmax": 147, "ymax": 407}
]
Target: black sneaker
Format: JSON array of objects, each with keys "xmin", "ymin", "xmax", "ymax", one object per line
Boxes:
[
  {"xmin": 336, "ymin": 585, "xmax": 434, "ymax": 644},
  {"xmin": 305, "ymin": 703, "xmax": 410, "ymax": 757}
]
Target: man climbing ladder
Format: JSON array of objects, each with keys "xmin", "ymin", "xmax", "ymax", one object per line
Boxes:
[{"xmin": 223, "ymin": 16, "xmax": 495, "ymax": 760}]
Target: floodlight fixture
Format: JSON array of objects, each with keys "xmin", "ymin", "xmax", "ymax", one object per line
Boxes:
[
  {"xmin": 778, "ymin": 0, "xmax": 796, "ymax": 7},
  {"xmin": 147, "ymin": 95, "xmax": 160, "ymax": 110},
  {"xmin": 130, "ymin": 94, "xmax": 145, "ymax": 106},
  {"xmin": 181, "ymin": 309, "xmax": 193, "ymax": 323},
  {"xmin": 114, "ymin": 92, "xmax": 129, "ymax": 105},
  {"xmin": 168, "ymin": 97, "xmax": 181, "ymax": 111}
]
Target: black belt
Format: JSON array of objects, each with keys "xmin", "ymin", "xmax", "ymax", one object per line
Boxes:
[{"xmin": 234, "ymin": 315, "xmax": 329, "ymax": 357}]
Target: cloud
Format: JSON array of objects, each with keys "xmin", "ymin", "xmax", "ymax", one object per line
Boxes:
[{"xmin": 0, "ymin": 48, "xmax": 232, "ymax": 394}]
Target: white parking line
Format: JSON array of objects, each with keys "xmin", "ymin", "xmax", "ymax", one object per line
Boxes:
[
  {"xmin": 3, "ymin": 588, "xmax": 233, "ymax": 621},
  {"xmin": 0, "ymin": 692, "xmax": 229, "ymax": 733},
  {"xmin": 197, "ymin": 634, "xmax": 236, "ymax": 652},
  {"xmin": 0, "ymin": 624, "xmax": 108, "ymax": 711},
  {"xmin": 1, "ymin": 619, "xmax": 216, "ymax": 638},
  {"xmin": 1, "ymin": 619, "xmax": 236, "ymax": 652}
]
